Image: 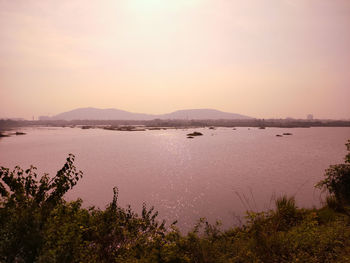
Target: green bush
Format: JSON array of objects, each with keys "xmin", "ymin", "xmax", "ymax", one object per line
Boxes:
[
  {"xmin": 0, "ymin": 155, "xmax": 166, "ymax": 262},
  {"xmin": 0, "ymin": 154, "xmax": 82, "ymax": 262},
  {"xmin": 316, "ymin": 140, "xmax": 350, "ymax": 211}
]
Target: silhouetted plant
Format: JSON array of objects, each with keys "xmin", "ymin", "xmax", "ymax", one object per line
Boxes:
[
  {"xmin": 0, "ymin": 154, "xmax": 82, "ymax": 262},
  {"xmin": 316, "ymin": 140, "xmax": 350, "ymax": 211},
  {"xmin": 0, "ymin": 155, "xmax": 168, "ymax": 262}
]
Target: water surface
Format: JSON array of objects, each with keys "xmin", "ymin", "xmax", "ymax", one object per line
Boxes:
[{"xmin": 0, "ymin": 127, "xmax": 349, "ymax": 230}]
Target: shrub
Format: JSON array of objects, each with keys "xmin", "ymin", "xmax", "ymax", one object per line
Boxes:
[
  {"xmin": 316, "ymin": 140, "xmax": 350, "ymax": 210},
  {"xmin": 0, "ymin": 154, "xmax": 82, "ymax": 262},
  {"xmin": 0, "ymin": 156, "xmax": 166, "ymax": 262}
]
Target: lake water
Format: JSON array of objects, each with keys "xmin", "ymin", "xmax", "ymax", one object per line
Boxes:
[{"xmin": 0, "ymin": 127, "xmax": 349, "ymax": 230}]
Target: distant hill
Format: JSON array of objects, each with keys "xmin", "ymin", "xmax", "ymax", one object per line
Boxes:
[
  {"xmin": 47, "ymin": 107, "xmax": 252, "ymax": 121},
  {"xmin": 162, "ymin": 109, "xmax": 251, "ymax": 120},
  {"xmin": 50, "ymin": 108, "xmax": 156, "ymax": 121}
]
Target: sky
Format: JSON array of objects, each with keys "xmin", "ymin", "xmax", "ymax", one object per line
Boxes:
[{"xmin": 0, "ymin": 0, "xmax": 350, "ymax": 120}]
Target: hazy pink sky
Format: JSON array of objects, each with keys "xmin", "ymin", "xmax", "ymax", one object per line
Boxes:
[{"xmin": 1, "ymin": 0, "xmax": 350, "ymax": 119}]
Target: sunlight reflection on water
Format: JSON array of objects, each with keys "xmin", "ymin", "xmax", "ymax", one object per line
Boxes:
[{"xmin": 0, "ymin": 126, "xmax": 349, "ymax": 231}]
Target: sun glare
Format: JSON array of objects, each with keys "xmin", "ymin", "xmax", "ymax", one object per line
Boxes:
[{"xmin": 123, "ymin": 0, "xmax": 200, "ymax": 13}]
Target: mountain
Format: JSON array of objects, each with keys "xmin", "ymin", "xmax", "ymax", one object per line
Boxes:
[
  {"xmin": 50, "ymin": 108, "xmax": 156, "ymax": 120},
  {"xmin": 48, "ymin": 107, "xmax": 252, "ymax": 120},
  {"xmin": 162, "ymin": 109, "xmax": 251, "ymax": 120}
]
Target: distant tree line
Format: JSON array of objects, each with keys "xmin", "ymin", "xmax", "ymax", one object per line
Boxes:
[{"xmin": 1, "ymin": 118, "xmax": 350, "ymax": 131}]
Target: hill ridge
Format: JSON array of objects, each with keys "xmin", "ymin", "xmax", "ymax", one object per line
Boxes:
[{"xmin": 44, "ymin": 107, "xmax": 252, "ymax": 121}]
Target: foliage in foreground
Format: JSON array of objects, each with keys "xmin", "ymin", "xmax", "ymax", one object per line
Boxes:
[
  {"xmin": 1, "ymin": 141, "xmax": 350, "ymax": 262},
  {"xmin": 316, "ymin": 140, "xmax": 350, "ymax": 213}
]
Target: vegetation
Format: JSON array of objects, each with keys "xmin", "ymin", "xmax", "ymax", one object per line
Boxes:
[
  {"xmin": 316, "ymin": 140, "xmax": 350, "ymax": 213},
  {"xmin": 1, "ymin": 141, "xmax": 350, "ymax": 262},
  {"xmin": 3, "ymin": 118, "xmax": 350, "ymax": 134}
]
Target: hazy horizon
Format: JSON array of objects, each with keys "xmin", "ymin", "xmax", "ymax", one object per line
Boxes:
[
  {"xmin": 1, "ymin": 0, "xmax": 350, "ymax": 120},
  {"xmin": 2, "ymin": 106, "xmax": 350, "ymax": 121}
]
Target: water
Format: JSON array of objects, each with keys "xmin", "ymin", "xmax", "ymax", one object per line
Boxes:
[{"xmin": 0, "ymin": 127, "xmax": 349, "ymax": 230}]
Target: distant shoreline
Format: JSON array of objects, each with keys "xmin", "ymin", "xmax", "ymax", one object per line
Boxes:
[{"xmin": 1, "ymin": 118, "xmax": 350, "ymax": 132}]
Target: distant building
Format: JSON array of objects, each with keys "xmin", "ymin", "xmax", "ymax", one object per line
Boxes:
[{"xmin": 307, "ymin": 114, "xmax": 314, "ymax": 120}]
